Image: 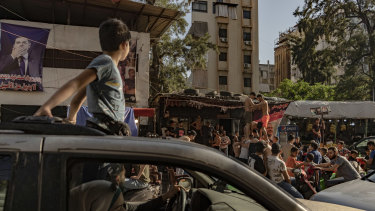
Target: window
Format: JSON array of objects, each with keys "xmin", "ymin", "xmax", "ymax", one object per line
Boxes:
[
  {"xmin": 243, "ymin": 32, "xmax": 251, "ymax": 41},
  {"xmin": 244, "ymin": 55, "xmax": 251, "ymax": 64},
  {"xmin": 244, "ymin": 78, "xmax": 251, "ymax": 87},
  {"xmin": 67, "ymin": 160, "xmax": 267, "ymax": 210},
  {"xmin": 219, "ymin": 76, "xmax": 227, "ymax": 85},
  {"xmin": 219, "ymin": 52, "xmax": 227, "ymax": 61},
  {"xmin": 192, "ymin": 1, "xmax": 207, "ymax": 12},
  {"xmin": 212, "ymin": 2, "xmax": 216, "ymax": 14},
  {"xmin": 243, "ymin": 10, "xmax": 251, "ymax": 19},
  {"xmin": 219, "ymin": 28, "xmax": 227, "ymax": 38}
]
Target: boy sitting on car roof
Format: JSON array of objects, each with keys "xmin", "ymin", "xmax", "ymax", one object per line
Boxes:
[{"xmin": 34, "ymin": 19, "xmax": 131, "ymax": 136}]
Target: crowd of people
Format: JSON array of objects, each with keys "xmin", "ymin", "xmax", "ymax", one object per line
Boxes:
[{"xmin": 161, "ymin": 115, "xmax": 375, "ymax": 199}]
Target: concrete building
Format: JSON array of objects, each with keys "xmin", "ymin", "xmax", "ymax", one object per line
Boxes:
[
  {"xmin": 0, "ymin": 0, "xmax": 179, "ymax": 120},
  {"xmin": 259, "ymin": 61, "xmax": 275, "ymax": 93},
  {"xmin": 189, "ymin": 0, "xmax": 259, "ymax": 95}
]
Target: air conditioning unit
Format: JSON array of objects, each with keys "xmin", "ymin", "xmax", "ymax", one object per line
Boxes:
[
  {"xmin": 220, "ymin": 37, "xmax": 228, "ymax": 43},
  {"xmin": 244, "ymin": 41, "xmax": 251, "ymax": 45},
  {"xmin": 244, "ymin": 63, "xmax": 251, "ymax": 68}
]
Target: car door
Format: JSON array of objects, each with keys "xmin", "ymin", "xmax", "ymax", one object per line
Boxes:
[
  {"xmin": 0, "ymin": 135, "xmax": 42, "ymax": 211},
  {"xmin": 41, "ymin": 135, "xmax": 308, "ymax": 211}
]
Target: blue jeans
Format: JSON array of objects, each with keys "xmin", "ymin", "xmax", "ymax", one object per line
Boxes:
[{"xmin": 278, "ymin": 181, "xmax": 304, "ymax": 198}]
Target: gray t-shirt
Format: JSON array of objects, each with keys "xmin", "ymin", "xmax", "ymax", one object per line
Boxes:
[
  {"xmin": 331, "ymin": 155, "xmax": 361, "ymax": 181},
  {"xmin": 86, "ymin": 54, "xmax": 125, "ymax": 122}
]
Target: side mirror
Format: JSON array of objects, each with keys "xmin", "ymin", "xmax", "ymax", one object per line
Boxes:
[{"xmin": 177, "ymin": 177, "xmax": 193, "ymax": 192}]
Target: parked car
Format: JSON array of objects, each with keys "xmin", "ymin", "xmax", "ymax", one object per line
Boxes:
[
  {"xmin": 349, "ymin": 136, "xmax": 375, "ymax": 155},
  {"xmin": 310, "ymin": 171, "xmax": 375, "ymax": 210},
  {"xmin": 0, "ymin": 118, "xmax": 361, "ymax": 211}
]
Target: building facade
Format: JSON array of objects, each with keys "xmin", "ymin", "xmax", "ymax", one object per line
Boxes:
[
  {"xmin": 190, "ymin": 0, "xmax": 259, "ymax": 95},
  {"xmin": 259, "ymin": 61, "xmax": 275, "ymax": 93}
]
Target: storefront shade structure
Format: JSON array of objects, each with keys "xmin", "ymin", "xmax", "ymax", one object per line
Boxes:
[
  {"xmin": 285, "ymin": 101, "xmax": 375, "ymax": 140},
  {"xmin": 284, "ymin": 101, "xmax": 375, "ymax": 119}
]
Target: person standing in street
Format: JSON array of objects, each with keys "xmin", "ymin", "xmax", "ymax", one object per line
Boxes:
[
  {"xmin": 281, "ymin": 134, "xmax": 295, "ymax": 162},
  {"xmin": 267, "ymin": 143, "xmax": 303, "ymax": 198},
  {"xmin": 219, "ymin": 131, "xmax": 231, "ymax": 156},
  {"xmin": 312, "ymin": 118, "xmax": 325, "ymax": 145}
]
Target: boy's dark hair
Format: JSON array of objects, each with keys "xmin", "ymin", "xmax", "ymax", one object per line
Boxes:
[
  {"xmin": 99, "ymin": 19, "xmax": 131, "ymax": 51},
  {"xmin": 257, "ymin": 122, "xmax": 263, "ymax": 129},
  {"xmin": 338, "ymin": 141, "xmax": 345, "ymax": 145},
  {"xmin": 291, "ymin": 147, "xmax": 298, "ymax": 153},
  {"xmin": 250, "ymin": 92, "xmax": 256, "ymax": 96},
  {"xmin": 328, "ymin": 146, "xmax": 338, "ymax": 153},
  {"xmin": 257, "ymin": 94, "xmax": 263, "ymax": 98},
  {"xmin": 255, "ymin": 141, "xmax": 266, "ymax": 153},
  {"xmin": 288, "ymin": 134, "xmax": 295, "ymax": 142},
  {"xmin": 367, "ymin": 140, "xmax": 375, "ymax": 146},
  {"xmin": 320, "ymin": 147, "xmax": 328, "ymax": 154},
  {"xmin": 273, "ymin": 136, "xmax": 279, "ymax": 141},
  {"xmin": 307, "ymin": 153, "xmax": 314, "ymax": 161},
  {"xmin": 310, "ymin": 141, "xmax": 318, "ymax": 150}
]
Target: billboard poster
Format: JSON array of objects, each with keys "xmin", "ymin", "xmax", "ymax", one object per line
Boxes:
[
  {"xmin": 0, "ymin": 23, "xmax": 50, "ymax": 91},
  {"xmin": 254, "ymin": 102, "xmax": 290, "ymax": 137},
  {"xmin": 118, "ymin": 39, "xmax": 137, "ymax": 103}
]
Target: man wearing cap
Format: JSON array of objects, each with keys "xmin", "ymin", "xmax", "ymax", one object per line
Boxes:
[
  {"xmin": 69, "ymin": 163, "xmax": 180, "ymax": 211},
  {"xmin": 267, "ymin": 143, "xmax": 304, "ymax": 198}
]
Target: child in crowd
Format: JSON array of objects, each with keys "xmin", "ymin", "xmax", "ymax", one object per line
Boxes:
[
  {"xmin": 34, "ymin": 19, "xmax": 131, "ymax": 135},
  {"xmin": 286, "ymin": 147, "xmax": 299, "ymax": 177}
]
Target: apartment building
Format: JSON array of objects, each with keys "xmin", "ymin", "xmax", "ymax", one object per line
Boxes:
[
  {"xmin": 259, "ymin": 61, "xmax": 275, "ymax": 93},
  {"xmin": 189, "ymin": 0, "xmax": 259, "ymax": 94}
]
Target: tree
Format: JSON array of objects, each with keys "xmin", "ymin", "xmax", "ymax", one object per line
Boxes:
[
  {"xmin": 149, "ymin": 0, "xmax": 216, "ymax": 97},
  {"xmin": 268, "ymin": 79, "xmax": 336, "ymax": 101},
  {"xmin": 292, "ymin": 0, "xmax": 375, "ymax": 100}
]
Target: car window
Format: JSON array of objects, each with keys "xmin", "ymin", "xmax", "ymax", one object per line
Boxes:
[
  {"xmin": 357, "ymin": 138, "xmax": 375, "ymax": 148},
  {"xmin": 67, "ymin": 160, "xmax": 267, "ymax": 211},
  {"xmin": 0, "ymin": 155, "xmax": 13, "ymax": 211}
]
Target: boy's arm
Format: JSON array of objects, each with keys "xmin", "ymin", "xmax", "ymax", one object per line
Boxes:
[
  {"xmin": 66, "ymin": 87, "xmax": 87, "ymax": 124},
  {"xmin": 34, "ymin": 69, "xmax": 97, "ymax": 117}
]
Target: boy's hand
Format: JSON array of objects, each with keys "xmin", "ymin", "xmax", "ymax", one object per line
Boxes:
[{"xmin": 34, "ymin": 107, "xmax": 53, "ymax": 117}]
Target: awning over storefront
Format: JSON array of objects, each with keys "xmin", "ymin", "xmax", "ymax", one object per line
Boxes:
[
  {"xmin": 284, "ymin": 101, "xmax": 375, "ymax": 119},
  {"xmin": 133, "ymin": 108, "xmax": 155, "ymax": 117}
]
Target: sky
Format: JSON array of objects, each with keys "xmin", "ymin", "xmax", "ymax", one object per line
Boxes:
[{"xmin": 258, "ymin": 0, "xmax": 304, "ymax": 64}]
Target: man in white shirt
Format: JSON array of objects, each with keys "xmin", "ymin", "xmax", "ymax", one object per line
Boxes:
[{"xmin": 267, "ymin": 143, "xmax": 303, "ymax": 198}]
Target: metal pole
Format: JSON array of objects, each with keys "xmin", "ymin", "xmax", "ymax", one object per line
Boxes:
[{"xmin": 365, "ymin": 119, "xmax": 368, "ymax": 138}]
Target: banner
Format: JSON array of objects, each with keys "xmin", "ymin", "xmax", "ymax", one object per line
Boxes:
[
  {"xmin": 119, "ymin": 39, "xmax": 137, "ymax": 103},
  {"xmin": 254, "ymin": 102, "xmax": 290, "ymax": 137},
  {"xmin": 0, "ymin": 23, "xmax": 50, "ymax": 91}
]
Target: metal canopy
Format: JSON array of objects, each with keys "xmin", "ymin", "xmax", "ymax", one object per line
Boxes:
[{"xmin": 0, "ymin": 0, "xmax": 181, "ymax": 39}]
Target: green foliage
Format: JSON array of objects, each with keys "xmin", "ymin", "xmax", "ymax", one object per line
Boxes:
[
  {"xmin": 268, "ymin": 79, "xmax": 336, "ymax": 101},
  {"xmin": 150, "ymin": 0, "xmax": 216, "ymax": 97},
  {"xmin": 292, "ymin": 0, "xmax": 375, "ymax": 100}
]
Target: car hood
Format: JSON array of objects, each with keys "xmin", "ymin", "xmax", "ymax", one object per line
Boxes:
[
  {"xmin": 298, "ymin": 199, "xmax": 363, "ymax": 211},
  {"xmin": 310, "ymin": 179, "xmax": 375, "ymax": 210}
]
